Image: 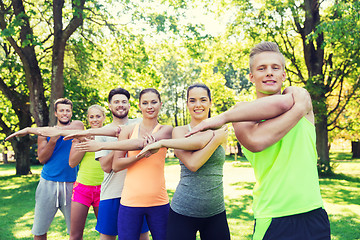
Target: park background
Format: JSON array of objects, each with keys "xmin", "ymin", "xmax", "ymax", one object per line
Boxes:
[{"xmin": 0, "ymin": 0, "xmax": 359, "ymax": 239}]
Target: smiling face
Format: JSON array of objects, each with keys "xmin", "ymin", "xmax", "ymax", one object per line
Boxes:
[
  {"xmin": 55, "ymin": 104, "xmax": 73, "ymax": 126},
  {"xmin": 108, "ymin": 94, "xmax": 130, "ymax": 119},
  {"xmin": 87, "ymin": 107, "xmax": 105, "ymax": 129},
  {"xmin": 249, "ymin": 51, "xmax": 286, "ymax": 98},
  {"xmin": 187, "ymin": 87, "xmax": 212, "ymax": 121},
  {"xmin": 139, "ymin": 91, "xmax": 162, "ymax": 119}
]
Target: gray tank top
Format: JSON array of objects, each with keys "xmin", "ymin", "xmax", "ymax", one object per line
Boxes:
[{"xmin": 170, "ymin": 125, "xmax": 226, "ymax": 218}]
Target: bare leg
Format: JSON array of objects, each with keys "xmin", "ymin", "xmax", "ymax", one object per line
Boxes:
[
  {"xmin": 34, "ymin": 234, "xmax": 47, "ymax": 240},
  {"xmin": 93, "ymin": 206, "xmax": 99, "ymax": 218},
  {"xmin": 140, "ymin": 231, "xmax": 150, "ymax": 240},
  {"xmin": 69, "ymin": 201, "xmax": 89, "ymax": 240},
  {"xmin": 99, "ymin": 234, "xmax": 116, "ymax": 240}
]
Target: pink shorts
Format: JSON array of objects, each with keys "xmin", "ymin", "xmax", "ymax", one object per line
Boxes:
[{"xmin": 72, "ymin": 182, "xmax": 101, "ymax": 207}]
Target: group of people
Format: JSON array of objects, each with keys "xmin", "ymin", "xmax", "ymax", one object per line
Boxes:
[{"xmin": 6, "ymin": 41, "xmax": 331, "ymax": 240}]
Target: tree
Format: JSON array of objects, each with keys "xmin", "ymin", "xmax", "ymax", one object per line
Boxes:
[
  {"xmin": 227, "ymin": 0, "xmax": 360, "ymax": 175},
  {"xmin": 0, "ymin": 0, "xmax": 94, "ymax": 174}
]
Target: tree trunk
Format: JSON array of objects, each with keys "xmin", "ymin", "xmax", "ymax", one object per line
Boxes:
[
  {"xmin": 49, "ymin": 0, "xmax": 66, "ymax": 126},
  {"xmin": 300, "ymin": 0, "xmax": 331, "ymax": 175},
  {"xmin": 237, "ymin": 142, "xmax": 243, "ymax": 157},
  {"xmin": 12, "ymin": 0, "xmax": 49, "ymax": 127},
  {"xmin": 49, "ymin": 0, "xmax": 86, "ymax": 125},
  {"xmin": 10, "ymin": 136, "xmax": 32, "ymax": 175},
  {"xmin": 2, "ymin": 146, "xmax": 8, "ymax": 164},
  {"xmin": 352, "ymin": 141, "xmax": 360, "ymax": 159},
  {"xmin": 315, "ymin": 114, "xmax": 331, "ymax": 175}
]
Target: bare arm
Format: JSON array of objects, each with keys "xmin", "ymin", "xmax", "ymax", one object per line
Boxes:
[
  {"xmin": 111, "ymin": 126, "xmax": 145, "ymax": 172},
  {"xmin": 186, "ymin": 92, "xmax": 294, "ymax": 137},
  {"xmin": 6, "ymin": 120, "xmax": 84, "ymax": 140},
  {"xmin": 75, "ymin": 124, "xmax": 173, "ymax": 152},
  {"xmin": 74, "ymin": 138, "xmax": 147, "ymax": 152},
  {"xmin": 63, "ymin": 125, "xmax": 121, "ymax": 140},
  {"xmin": 112, "ymin": 150, "xmax": 147, "ymax": 172},
  {"xmin": 37, "ymin": 121, "xmax": 84, "ymax": 164},
  {"xmin": 137, "ymin": 128, "xmax": 213, "ymax": 158},
  {"xmin": 69, "ymin": 138, "xmax": 86, "ymax": 168},
  {"xmin": 111, "ymin": 124, "xmax": 172, "ymax": 172},
  {"xmin": 5, "ymin": 127, "xmax": 43, "ymax": 141},
  {"xmin": 37, "ymin": 135, "xmax": 60, "ymax": 164},
  {"xmin": 233, "ymin": 87, "xmax": 313, "ymax": 152},
  {"xmin": 151, "ymin": 125, "xmax": 173, "ymax": 141},
  {"xmin": 175, "ymin": 126, "xmax": 228, "ymax": 172},
  {"xmin": 98, "ymin": 151, "xmax": 115, "ymax": 173}
]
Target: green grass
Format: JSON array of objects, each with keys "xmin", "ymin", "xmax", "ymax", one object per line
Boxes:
[{"xmin": 1, "ymin": 154, "xmax": 360, "ymax": 240}]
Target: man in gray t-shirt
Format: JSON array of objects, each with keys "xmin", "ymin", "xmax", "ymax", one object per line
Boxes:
[
  {"xmin": 92, "ymin": 88, "xmax": 147, "ymax": 240},
  {"xmin": 95, "ymin": 118, "xmax": 140, "ymax": 201}
]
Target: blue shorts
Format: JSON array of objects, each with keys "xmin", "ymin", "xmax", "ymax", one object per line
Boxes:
[
  {"xmin": 256, "ymin": 208, "xmax": 331, "ymax": 240},
  {"xmin": 118, "ymin": 203, "xmax": 170, "ymax": 240},
  {"xmin": 96, "ymin": 198, "xmax": 149, "ymax": 236}
]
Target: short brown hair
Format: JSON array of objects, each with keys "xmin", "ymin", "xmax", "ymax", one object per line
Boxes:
[
  {"xmin": 249, "ymin": 41, "xmax": 285, "ymax": 72},
  {"xmin": 54, "ymin": 98, "xmax": 73, "ymax": 111}
]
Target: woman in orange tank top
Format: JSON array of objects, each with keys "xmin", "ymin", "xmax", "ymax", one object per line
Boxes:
[{"xmin": 111, "ymin": 88, "xmax": 173, "ymax": 240}]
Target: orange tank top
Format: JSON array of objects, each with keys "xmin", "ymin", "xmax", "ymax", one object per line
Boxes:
[{"xmin": 120, "ymin": 123, "xmax": 169, "ymax": 207}]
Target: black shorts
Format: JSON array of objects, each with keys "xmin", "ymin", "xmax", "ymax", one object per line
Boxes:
[{"xmin": 258, "ymin": 208, "xmax": 331, "ymax": 240}]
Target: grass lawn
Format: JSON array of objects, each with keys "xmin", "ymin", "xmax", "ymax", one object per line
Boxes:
[{"xmin": 1, "ymin": 153, "xmax": 359, "ymax": 240}]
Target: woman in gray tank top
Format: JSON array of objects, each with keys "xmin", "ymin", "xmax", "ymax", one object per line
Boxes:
[{"xmin": 137, "ymin": 83, "xmax": 231, "ymax": 240}]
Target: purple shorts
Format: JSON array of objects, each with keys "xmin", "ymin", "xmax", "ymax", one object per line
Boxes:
[{"xmin": 72, "ymin": 182, "xmax": 101, "ymax": 207}]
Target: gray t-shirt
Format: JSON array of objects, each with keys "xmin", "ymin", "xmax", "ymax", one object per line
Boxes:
[
  {"xmin": 170, "ymin": 145, "xmax": 226, "ymax": 218},
  {"xmin": 95, "ymin": 118, "xmax": 141, "ymax": 200}
]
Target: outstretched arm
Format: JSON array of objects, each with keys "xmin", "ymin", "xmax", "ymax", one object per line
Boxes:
[
  {"xmin": 185, "ymin": 92, "xmax": 294, "ymax": 137},
  {"xmin": 63, "ymin": 125, "xmax": 121, "ymax": 140},
  {"xmin": 6, "ymin": 120, "xmax": 84, "ymax": 141},
  {"xmin": 5, "ymin": 127, "xmax": 43, "ymax": 141},
  {"xmin": 233, "ymin": 87, "xmax": 313, "ymax": 152},
  {"xmin": 74, "ymin": 124, "xmax": 173, "ymax": 152},
  {"xmin": 74, "ymin": 138, "xmax": 146, "ymax": 152},
  {"xmin": 175, "ymin": 125, "xmax": 228, "ymax": 172},
  {"xmin": 111, "ymin": 126, "xmax": 149, "ymax": 172},
  {"xmin": 37, "ymin": 121, "xmax": 84, "ymax": 164},
  {"xmin": 111, "ymin": 124, "xmax": 173, "ymax": 172},
  {"xmin": 137, "ymin": 129, "xmax": 213, "ymax": 159}
]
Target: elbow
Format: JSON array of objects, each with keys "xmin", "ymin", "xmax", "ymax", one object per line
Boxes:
[
  {"xmin": 102, "ymin": 166, "xmax": 112, "ymax": 173},
  {"xmin": 185, "ymin": 162, "xmax": 201, "ymax": 172},
  {"xmin": 281, "ymin": 95, "xmax": 295, "ymax": 111},
  {"xmin": 69, "ymin": 162, "xmax": 77, "ymax": 168},
  {"xmin": 246, "ymin": 144, "xmax": 266, "ymax": 153},
  {"xmin": 241, "ymin": 139, "xmax": 267, "ymax": 153},
  {"xmin": 188, "ymin": 166, "xmax": 200, "ymax": 172},
  {"xmin": 112, "ymin": 162, "xmax": 123, "ymax": 173},
  {"xmin": 193, "ymin": 142, "xmax": 207, "ymax": 150},
  {"xmin": 37, "ymin": 156, "xmax": 46, "ymax": 165},
  {"xmin": 277, "ymin": 100, "xmax": 293, "ymax": 113}
]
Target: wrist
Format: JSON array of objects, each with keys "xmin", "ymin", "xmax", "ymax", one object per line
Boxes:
[
  {"xmin": 217, "ymin": 113, "xmax": 227, "ymax": 125},
  {"xmin": 158, "ymin": 139, "xmax": 164, "ymax": 148},
  {"xmin": 85, "ymin": 129, "xmax": 92, "ymax": 135}
]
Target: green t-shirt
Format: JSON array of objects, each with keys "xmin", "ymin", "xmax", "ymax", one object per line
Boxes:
[
  {"xmin": 77, "ymin": 152, "xmax": 104, "ymax": 186},
  {"xmin": 242, "ymin": 117, "xmax": 323, "ymax": 219}
]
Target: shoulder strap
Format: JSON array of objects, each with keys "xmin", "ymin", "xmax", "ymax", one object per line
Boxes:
[
  {"xmin": 130, "ymin": 123, "xmax": 141, "ymax": 139},
  {"xmin": 151, "ymin": 123, "xmax": 161, "ymax": 134}
]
